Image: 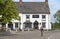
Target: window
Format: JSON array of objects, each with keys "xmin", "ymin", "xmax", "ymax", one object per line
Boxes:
[
  {"xmin": 8, "ymin": 23, "xmax": 13, "ymax": 28},
  {"xmin": 26, "ymin": 15, "xmax": 30, "ymax": 19},
  {"xmin": 25, "ymin": 20, "xmax": 32, "ymax": 28},
  {"xmin": 26, "ymin": 20, "xmax": 30, "ymax": 22},
  {"xmin": 42, "ymin": 22, "xmax": 46, "ymax": 28},
  {"xmin": 42, "ymin": 15, "xmax": 46, "ymax": 19},
  {"xmin": 15, "ymin": 23, "xmax": 18, "ymax": 28},
  {"xmin": 32, "ymin": 15, "xmax": 39, "ymax": 18}
]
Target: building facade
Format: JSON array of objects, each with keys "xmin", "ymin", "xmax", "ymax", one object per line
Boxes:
[{"xmin": 5, "ymin": 0, "xmax": 51, "ymax": 30}]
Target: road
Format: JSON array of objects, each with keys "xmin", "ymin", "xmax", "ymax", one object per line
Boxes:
[{"xmin": 0, "ymin": 30, "xmax": 60, "ymax": 39}]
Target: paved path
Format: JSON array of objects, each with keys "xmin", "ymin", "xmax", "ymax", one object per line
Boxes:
[{"xmin": 0, "ymin": 30, "xmax": 60, "ymax": 39}]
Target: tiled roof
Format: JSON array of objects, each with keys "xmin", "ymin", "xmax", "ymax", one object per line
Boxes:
[{"xmin": 15, "ymin": 2, "xmax": 50, "ymax": 14}]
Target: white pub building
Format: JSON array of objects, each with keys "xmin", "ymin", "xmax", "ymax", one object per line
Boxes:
[{"xmin": 1, "ymin": 0, "xmax": 51, "ymax": 31}]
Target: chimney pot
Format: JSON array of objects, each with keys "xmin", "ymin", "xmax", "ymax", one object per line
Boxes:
[
  {"xmin": 19, "ymin": 0, "xmax": 22, "ymax": 4},
  {"xmin": 45, "ymin": 0, "xmax": 48, "ymax": 5}
]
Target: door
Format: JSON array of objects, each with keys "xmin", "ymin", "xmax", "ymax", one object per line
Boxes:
[{"xmin": 34, "ymin": 21, "xmax": 38, "ymax": 29}]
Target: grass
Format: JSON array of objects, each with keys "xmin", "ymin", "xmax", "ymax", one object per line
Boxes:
[{"xmin": 52, "ymin": 25, "xmax": 60, "ymax": 30}]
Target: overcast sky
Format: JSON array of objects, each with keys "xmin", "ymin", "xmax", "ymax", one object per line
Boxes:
[{"xmin": 13, "ymin": 0, "xmax": 60, "ymax": 22}]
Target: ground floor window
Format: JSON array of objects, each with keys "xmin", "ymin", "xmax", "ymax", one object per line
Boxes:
[
  {"xmin": 8, "ymin": 23, "xmax": 13, "ymax": 30},
  {"xmin": 42, "ymin": 22, "xmax": 46, "ymax": 28},
  {"xmin": 15, "ymin": 22, "xmax": 18, "ymax": 28},
  {"xmin": 24, "ymin": 21, "xmax": 32, "ymax": 29}
]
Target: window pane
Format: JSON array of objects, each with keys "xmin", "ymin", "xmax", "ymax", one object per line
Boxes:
[
  {"xmin": 15, "ymin": 23, "xmax": 18, "ymax": 28},
  {"xmin": 42, "ymin": 22, "xmax": 46, "ymax": 28},
  {"xmin": 42, "ymin": 15, "xmax": 46, "ymax": 18},
  {"xmin": 25, "ymin": 21, "xmax": 32, "ymax": 28},
  {"xmin": 26, "ymin": 15, "xmax": 30, "ymax": 19},
  {"xmin": 33, "ymin": 15, "xmax": 39, "ymax": 18}
]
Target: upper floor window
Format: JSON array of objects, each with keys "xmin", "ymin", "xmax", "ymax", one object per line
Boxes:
[
  {"xmin": 26, "ymin": 15, "xmax": 30, "ymax": 19},
  {"xmin": 42, "ymin": 15, "xmax": 46, "ymax": 19},
  {"xmin": 32, "ymin": 15, "xmax": 39, "ymax": 18}
]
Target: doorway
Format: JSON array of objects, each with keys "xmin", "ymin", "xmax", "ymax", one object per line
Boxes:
[{"xmin": 34, "ymin": 20, "xmax": 38, "ymax": 29}]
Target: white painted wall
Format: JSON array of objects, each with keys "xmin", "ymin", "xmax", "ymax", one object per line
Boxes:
[
  {"xmin": 20, "ymin": 13, "xmax": 51, "ymax": 30},
  {"xmin": 5, "ymin": 13, "xmax": 51, "ymax": 30}
]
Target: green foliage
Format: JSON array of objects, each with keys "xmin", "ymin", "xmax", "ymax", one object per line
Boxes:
[
  {"xmin": 0, "ymin": 0, "xmax": 19, "ymax": 23},
  {"xmin": 53, "ymin": 10, "xmax": 60, "ymax": 30},
  {"xmin": 0, "ymin": 0, "xmax": 6, "ymax": 4},
  {"xmin": 54, "ymin": 10, "xmax": 60, "ymax": 23}
]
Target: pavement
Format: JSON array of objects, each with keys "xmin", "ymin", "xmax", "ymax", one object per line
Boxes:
[{"xmin": 0, "ymin": 30, "xmax": 60, "ymax": 39}]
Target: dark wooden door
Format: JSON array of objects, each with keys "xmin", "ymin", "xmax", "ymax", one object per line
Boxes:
[{"xmin": 34, "ymin": 21, "xmax": 38, "ymax": 29}]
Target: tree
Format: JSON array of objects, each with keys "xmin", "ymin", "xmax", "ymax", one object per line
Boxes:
[
  {"xmin": 0, "ymin": 0, "xmax": 19, "ymax": 30},
  {"xmin": 54, "ymin": 10, "xmax": 60, "ymax": 29},
  {"xmin": 54, "ymin": 10, "xmax": 60, "ymax": 23}
]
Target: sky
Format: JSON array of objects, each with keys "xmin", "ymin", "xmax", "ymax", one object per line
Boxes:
[{"xmin": 14, "ymin": 0, "xmax": 60, "ymax": 22}]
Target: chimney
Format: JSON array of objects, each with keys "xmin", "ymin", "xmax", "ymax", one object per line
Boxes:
[
  {"xmin": 19, "ymin": 0, "xmax": 22, "ymax": 4},
  {"xmin": 45, "ymin": 0, "xmax": 48, "ymax": 5}
]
